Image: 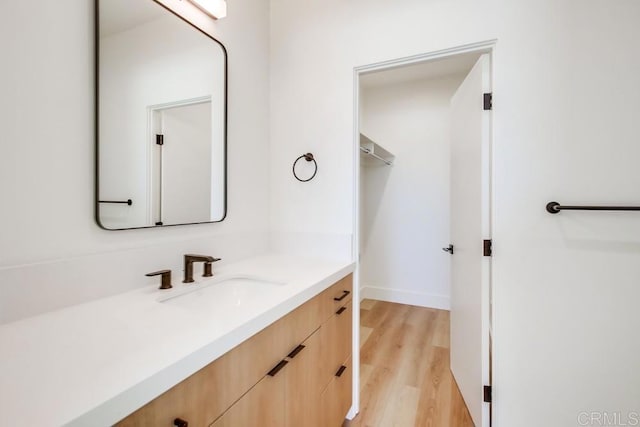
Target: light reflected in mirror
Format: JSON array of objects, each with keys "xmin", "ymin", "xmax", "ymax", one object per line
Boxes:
[{"xmin": 97, "ymin": 0, "xmax": 227, "ymax": 230}]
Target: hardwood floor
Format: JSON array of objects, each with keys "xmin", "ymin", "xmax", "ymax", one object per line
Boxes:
[{"xmin": 344, "ymin": 300, "xmax": 474, "ymax": 427}]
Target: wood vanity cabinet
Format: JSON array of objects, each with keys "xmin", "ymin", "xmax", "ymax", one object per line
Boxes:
[{"xmin": 116, "ymin": 274, "xmax": 353, "ymax": 427}]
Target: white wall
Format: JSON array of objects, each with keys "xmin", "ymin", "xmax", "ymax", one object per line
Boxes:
[
  {"xmin": 0, "ymin": 0, "xmax": 271, "ymax": 323},
  {"xmin": 360, "ymin": 76, "xmax": 464, "ymax": 310},
  {"xmin": 270, "ymin": 0, "xmax": 640, "ymax": 425}
]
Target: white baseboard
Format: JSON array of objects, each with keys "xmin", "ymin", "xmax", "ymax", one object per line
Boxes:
[{"xmin": 360, "ymin": 285, "xmax": 450, "ymax": 310}]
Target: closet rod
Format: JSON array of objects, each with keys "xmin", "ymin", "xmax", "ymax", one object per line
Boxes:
[{"xmin": 359, "ymin": 146, "xmax": 392, "ymax": 166}]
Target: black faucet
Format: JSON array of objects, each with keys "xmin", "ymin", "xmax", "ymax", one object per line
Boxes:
[{"xmin": 183, "ymin": 254, "xmax": 221, "ymax": 283}]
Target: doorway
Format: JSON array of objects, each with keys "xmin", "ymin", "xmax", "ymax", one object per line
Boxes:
[
  {"xmin": 148, "ymin": 97, "xmax": 214, "ymax": 225},
  {"xmin": 352, "ymin": 41, "xmax": 495, "ymax": 427}
]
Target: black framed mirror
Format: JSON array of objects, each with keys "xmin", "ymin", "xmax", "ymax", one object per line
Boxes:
[{"xmin": 95, "ymin": 0, "xmax": 227, "ymax": 230}]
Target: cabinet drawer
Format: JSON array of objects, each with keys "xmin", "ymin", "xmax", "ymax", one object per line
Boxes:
[
  {"xmin": 320, "ymin": 356, "xmax": 353, "ymax": 427},
  {"xmin": 319, "ymin": 300, "xmax": 353, "ymax": 384},
  {"xmin": 319, "ymin": 274, "xmax": 353, "ymax": 323},
  {"xmin": 209, "ymin": 371, "xmax": 285, "ymax": 427},
  {"xmin": 284, "ymin": 329, "xmax": 323, "ymax": 427},
  {"xmin": 212, "ymin": 327, "xmax": 324, "ymax": 427},
  {"xmin": 281, "ymin": 290, "xmax": 322, "ymax": 357}
]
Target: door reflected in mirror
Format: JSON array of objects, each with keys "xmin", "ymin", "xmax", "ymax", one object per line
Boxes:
[{"xmin": 96, "ymin": 0, "xmax": 227, "ymax": 229}]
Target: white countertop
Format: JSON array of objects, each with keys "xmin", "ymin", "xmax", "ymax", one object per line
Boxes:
[{"xmin": 0, "ymin": 254, "xmax": 355, "ymax": 426}]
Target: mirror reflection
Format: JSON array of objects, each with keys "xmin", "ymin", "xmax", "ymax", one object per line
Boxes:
[{"xmin": 97, "ymin": 0, "xmax": 227, "ymax": 229}]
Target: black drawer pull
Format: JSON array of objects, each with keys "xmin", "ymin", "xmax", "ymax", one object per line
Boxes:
[
  {"xmin": 287, "ymin": 344, "xmax": 306, "ymax": 359},
  {"xmin": 333, "ymin": 290, "xmax": 350, "ymax": 301},
  {"xmin": 336, "ymin": 306, "xmax": 347, "ymax": 315},
  {"xmin": 335, "ymin": 365, "xmax": 347, "ymax": 377},
  {"xmin": 267, "ymin": 360, "xmax": 288, "ymax": 377},
  {"xmin": 174, "ymin": 418, "xmax": 188, "ymax": 427}
]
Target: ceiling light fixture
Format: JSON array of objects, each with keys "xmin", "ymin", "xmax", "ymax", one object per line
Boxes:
[{"xmin": 188, "ymin": 0, "xmax": 227, "ymax": 19}]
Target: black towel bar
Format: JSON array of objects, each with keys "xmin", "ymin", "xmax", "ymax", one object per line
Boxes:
[
  {"xmin": 546, "ymin": 201, "xmax": 640, "ymax": 214},
  {"xmin": 99, "ymin": 199, "xmax": 133, "ymax": 206}
]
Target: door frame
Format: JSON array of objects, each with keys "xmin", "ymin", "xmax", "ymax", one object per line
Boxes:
[{"xmin": 350, "ymin": 39, "xmax": 497, "ymax": 421}]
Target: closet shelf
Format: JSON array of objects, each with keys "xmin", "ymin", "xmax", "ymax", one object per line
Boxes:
[{"xmin": 360, "ymin": 134, "xmax": 395, "ymax": 166}]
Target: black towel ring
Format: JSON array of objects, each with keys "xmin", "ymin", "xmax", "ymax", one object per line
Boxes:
[{"xmin": 292, "ymin": 153, "xmax": 318, "ymax": 182}]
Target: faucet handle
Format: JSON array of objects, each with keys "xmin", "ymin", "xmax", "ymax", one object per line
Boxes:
[
  {"xmin": 146, "ymin": 269, "xmax": 172, "ymax": 289},
  {"xmin": 203, "ymin": 258, "xmax": 221, "ymax": 277}
]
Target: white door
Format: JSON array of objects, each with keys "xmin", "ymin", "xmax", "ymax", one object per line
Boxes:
[
  {"xmin": 449, "ymin": 54, "xmax": 491, "ymax": 427},
  {"xmin": 158, "ymin": 101, "xmax": 213, "ymax": 224}
]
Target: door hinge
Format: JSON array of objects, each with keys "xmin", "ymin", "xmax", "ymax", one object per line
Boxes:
[
  {"xmin": 156, "ymin": 134, "xmax": 164, "ymax": 145},
  {"xmin": 483, "ymin": 385, "xmax": 492, "ymax": 403},
  {"xmin": 483, "ymin": 239, "xmax": 492, "ymax": 257},
  {"xmin": 483, "ymin": 93, "xmax": 493, "ymax": 110}
]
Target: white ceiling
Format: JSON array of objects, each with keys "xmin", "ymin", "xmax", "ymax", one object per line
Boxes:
[
  {"xmin": 360, "ymin": 52, "xmax": 482, "ymax": 89},
  {"xmin": 99, "ymin": 0, "xmax": 167, "ymax": 37}
]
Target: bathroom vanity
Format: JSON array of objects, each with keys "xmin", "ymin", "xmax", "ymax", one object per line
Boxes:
[
  {"xmin": 118, "ymin": 272, "xmax": 353, "ymax": 427},
  {"xmin": 0, "ymin": 255, "xmax": 355, "ymax": 426}
]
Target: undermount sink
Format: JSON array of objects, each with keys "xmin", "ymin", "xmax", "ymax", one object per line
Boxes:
[{"xmin": 159, "ymin": 275, "xmax": 286, "ymax": 310}]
